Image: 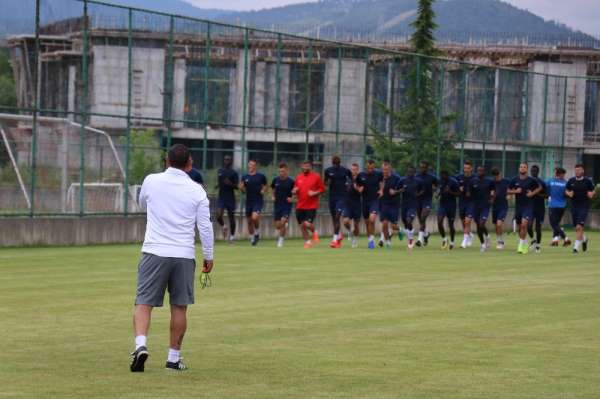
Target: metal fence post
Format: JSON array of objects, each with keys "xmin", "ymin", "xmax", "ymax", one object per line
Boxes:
[
  {"xmin": 274, "ymin": 33, "xmax": 282, "ymax": 164},
  {"xmin": 335, "ymin": 46, "xmax": 342, "ymax": 154},
  {"xmin": 29, "ymin": 0, "xmax": 41, "ymax": 217},
  {"xmin": 202, "ymin": 22, "xmax": 211, "ymax": 171},
  {"xmin": 123, "ymin": 8, "xmax": 133, "ymax": 216},
  {"xmin": 79, "ymin": 0, "xmax": 90, "ymax": 216}
]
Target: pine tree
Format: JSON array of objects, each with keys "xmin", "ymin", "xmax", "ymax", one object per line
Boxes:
[{"xmin": 371, "ymin": 0, "xmax": 458, "ymax": 173}]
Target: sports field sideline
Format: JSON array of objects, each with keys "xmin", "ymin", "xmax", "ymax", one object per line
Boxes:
[{"xmin": 1, "ymin": 234, "xmax": 599, "ymax": 399}]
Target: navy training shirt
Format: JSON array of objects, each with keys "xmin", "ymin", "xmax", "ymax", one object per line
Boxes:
[
  {"xmin": 455, "ymin": 173, "xmax": 477, "ymax": 203},
  {"xmin": 271, "ymin": 176, "xmax": 295, "ymax": 207},
  {"xmin": 187, "ymin": 168, "xmax": 204, "ymax": 185},
  {"xmin": 509, "ymin": 175, "xmax": 539, "ymax": 209},
  {"xmin": 532, "ymin": 177, "xmax": 547, "ymax": 211},
  {"xmin": 346, "ymin": 176, "xmax": 363, "ymax": 207},
  {"xmin": 566, "ymin": 177, "xmax": 595, "ymax": 208},
  {"xmin": 439, "ymin": 177, "xmax": 460, "ymax": 206},
  {"xmin": 242, "ymin": 172, "xmax": 267, "ymax": 203},
  {"xmin": 380, "ymin": 173, "xmax": 403, "ymax": 206},
  {"xmin": 471, "ymin": 177, "xmax": 495, "ymax": 206},
  {"xmin": 324, "ymin": 165, "xmax": 352, "ymax": 200},
  {"xmin": 217, "ymin": 167, "xmax": 239, "ymax": 201},
  {"xmin": 401, "ymin": 176, "xmax": 423, "ymax": 209},
  {"xmin": 417, "ymin": 172, "xmax": 438, "ymax": 201},
  {"xmin": 358, "ymin": 170, "xmax": 383, "ymax": 203},
  {"xmin": 493, "ymin": 178, "xmax": 510, "ymax": 209}
]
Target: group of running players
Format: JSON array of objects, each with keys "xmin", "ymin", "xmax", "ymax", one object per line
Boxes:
[{"xmin": 206, "ymin": 155, "xmax": 596, "ymax": 254}]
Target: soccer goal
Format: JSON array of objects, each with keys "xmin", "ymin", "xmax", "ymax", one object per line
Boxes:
[{"xmin": 66, "ymin": 182, "xmax": 141, "ymax": 213}]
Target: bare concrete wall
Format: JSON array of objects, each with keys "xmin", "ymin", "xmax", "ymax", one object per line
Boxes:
[{"xmin": 2, "ymin": 211, "xmax": 598, "ymax": 247}]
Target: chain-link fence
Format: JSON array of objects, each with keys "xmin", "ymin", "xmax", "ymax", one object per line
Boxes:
[{"xmin": 1, "ymin": 0, "xmax": 599, "ymax": 216}]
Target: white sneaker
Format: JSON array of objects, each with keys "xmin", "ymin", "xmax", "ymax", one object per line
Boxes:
[
  {"xmin": 480, "ymin": 244, "xmax": 487, "ymax": 253},
  {"xmin": 460, "ymin": 237, "xmax": 468, "ymax": 249},
  {"xmin": 496, "ymin": 241, "xmax": 505, "ymax": 250},
  {"xmin": 351, "ymin": 238, "xmax": 358, "ymax": 248},
  {"xmin": 277, "ymin": 237, "xmax": 284, "ymax": 248}
]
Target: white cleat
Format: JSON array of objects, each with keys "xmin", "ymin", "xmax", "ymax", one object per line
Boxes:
[
  {"xmin": 460, "ymin": 237, "xmax": 468, "ymax": 249},
  {"xmin": 496, "ymin": 241, "xmax": 505, "ymax": 250},
  {"xmin": 351, "ymin": 238, "xmax": 358, "ymax": 248},
  {"xmin": 480, "ymin": 244, "xmax": 487, "ymax": 253},
  {"xmin": 277, "ymin": 237, "xmax": 284, "ymax": 248}
]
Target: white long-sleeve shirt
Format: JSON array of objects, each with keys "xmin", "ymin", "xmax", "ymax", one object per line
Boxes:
[{"xmin": 138, "ymin": 167, "xmax": 214, "ymax": 260}]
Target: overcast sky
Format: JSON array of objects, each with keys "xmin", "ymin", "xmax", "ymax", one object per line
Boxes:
[{"xmin": 185, "ymin": 0, "xmax": 600, "ymax": 36}]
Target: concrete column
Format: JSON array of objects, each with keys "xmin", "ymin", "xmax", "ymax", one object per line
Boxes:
[{"xmin": 172, "ymin": 58, "xmax": 186, "ymax": 129}]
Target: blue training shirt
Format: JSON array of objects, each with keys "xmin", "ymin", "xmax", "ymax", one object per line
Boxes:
[{"xmin": 547, "ymin": 177, "xmax": 567, "ymax": 209}]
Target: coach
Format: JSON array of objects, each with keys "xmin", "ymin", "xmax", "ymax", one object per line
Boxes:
[{"xmin": 130, "ymin": 144, "xmax": 214, "ymax": 372}]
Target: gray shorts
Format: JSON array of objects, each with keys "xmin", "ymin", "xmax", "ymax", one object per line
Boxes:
[{"xmin": 135, "ymin": 253, "xmax": 196, "ymax": 307}]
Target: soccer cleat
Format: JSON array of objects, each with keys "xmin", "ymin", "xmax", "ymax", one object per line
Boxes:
[
  {"xmin": 441, "ymin": 240, "xmax": 448, "ymax": 250},
  {"xmin": 303, "ymin": 241, "xmax": 313, "ymax": 249},
  {"xmin": 449, "ymin": 243, "xmax": 454, "ymax": 250},
  {"xmin": 378, "ymin": 239, "xmax": 384, "ymax": 248},
  {"xmin": 535, "ymin": 244, "xmax": 541, "ymax": 254},
  {"xmin": 368, "ymin": 240, "xmax": 375, "ymax": 250},
  {"xmin": 573, "ymin": 248, "xmax": 579, "ymax": 254},
  {"xmin": 312, "ymin": 231, "xmax": 320, "ymax": 244},
  {"xmin": 480, "ymin": 244, "xmax": 487, "ymax": 253},
  {"xmin": 529, "ymin": 240, "xmax": 537, "ymax": 251},
  {"xmin": 165, "ymin": 359, "xmax": 188, "ymax": 371},
  {"xmin": 550, "ymin": 240, "xmax": 559, "ymax": 247},
  {"xmin": 130, "ymin": 346, "xmax": 149, "ymax": 373},
  {"xmin": 496, "ymin": 241, "xmax": 505, "ymax": 250},
  {"xmin": 351, "ymin": 238, "xmax": 358, "ymax": 248},
  {"xmin": 277, "ymin": 237, "xmax": 284, "ymax": 248},
  {"xmin": 251, "ymin": 234, "xmax": 259, "ymax": 246},
  {"xmin": 460, "ymin": 237, "xmax": 468, "ymax": 249},
  {"xmin": 415, "ymin": 239, "xmax": 422, "ymax": 247},
  {"xmin": 583, "ymin": 239, "xmax": 589, "ymax": 252},
  {"xmin": 563, "ymin": 238, "xmax": 572, "ymax": 247},
  {"xmin": 329, "ymin": 240, "xmax": 342, "ymax": 249},
  {"xmin": 337, "ymin": 233, "xmax": 344, "ymax": 243},
  {"xmin": 522, "ymin": 244, "xmax": 529, "ymax": 254},
  {"xmin": 517, "ymin": 243, "xmax": 524, "ymax": 254},
  {"xmin": 398, "ymin": 230, "xmax": 405, "ymax": 241},
  {"xmin": 424, "ymin": 233, "xmax": 430, "ymax": 246}
]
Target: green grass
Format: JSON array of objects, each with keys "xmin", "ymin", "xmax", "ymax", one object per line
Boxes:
[{"xmin": 1, "ymin": 233, "xmax": 600, "ymax": 398}]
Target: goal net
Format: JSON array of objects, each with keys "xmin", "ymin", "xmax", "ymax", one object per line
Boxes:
[{"xmin": 66, "ymin": 183, "xmax": 141, "ymax": 213}]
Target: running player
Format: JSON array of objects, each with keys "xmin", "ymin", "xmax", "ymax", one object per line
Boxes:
[
  {"xmin": 324, "ymin": 155, "xmax": 352, "ymax": 248},
  {"xmin": 491, "ymin": 167, "xmax": 510, "ymax": 250},
  {"xmin": 547, "ymin": 167, "xmax": 571, "ymax": 247},
  {"xmin": 528, "ymin": 165, "xmax": 547, "ymax": 253},
  {"xmin": 358, "ymin": 160, "xmax": 383, "ymax": 249},
  {"xmin": 378, "ymin": 161, "xmax": 403, "ymax": 248},
  {"xmin": 293, "ymin": 160, "xmax": 325, "ymax": 249},
  {"xmin": 240, "ymin": 159, "xmax": 267, "ymax": 246},
  {"xmin": 342, "ymin": 163, "xmax": 363, "ymax": 248},
  {"xmin": 437, "ymin": 170, "xmax": 460, "ymax": 250},
  {"xmin": 507, "ymin": 162, "xmax": 541, "ymax": 254},
  {"xmin": 472, "ymin": 165, "xmax": 495, "ymax": 252},
  {"xmin": 455, "ymin": 160, "xmax": 476, "ymax": 248},
  {"xmin": 271, "ymin": 162, "xmax": 295, "ymax": 248},
  {"xmin": 401, "ymin": 166, "xmax": 424, "ymax": 249},
  {"xmin": 565, "ymin": 164, "xmax": 596, "ymax": 253},
  {"xmin": 416, "ymin": 161, "xmax": 438, "ymax": 247},
  {"xmin": 216, "ymin": 155, "xmax": 239, "ymax": 243}
]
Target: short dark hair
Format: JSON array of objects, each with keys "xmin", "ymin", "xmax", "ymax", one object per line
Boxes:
[
  {"xmin": 278, "ymin": 162, "xmax": 288, "ymax": 169},
  {"xmin": 491, "ymin": 167, "xmax": 500, "ymax": 176},
  {"xmin": 302, "ymin": 160, "xmax": 312, "ymax": 165},
  {"xmin": 420, "ymin": 160, "xmax": 429, "ymax": 167},
  {"xmin": 168, "ymin": 144, "xmax": 190, "ymax": 169},
  {"xmin": 555, "ymin": 167, "xmax": 566, "ymax": 175},
  {"xmin": 575, "ymin": 163, "xmax": 585, "ymax": 169},
  {"xmin": 531, "ymin": 164, "xmax": 540, "ymax": 171},
  {"xmin": 351, "ymin": 163, "xmax": 360, "ymax": 168},
  {"xmin": 332, "ymin": 155, "xmax": 341, "ymax": 165},
  {"xmin": 366, "ymin": 159, "xmax": 376, "ymax": 165},
  {"xmin": 464, "ymin": 160, "xmax": 473, "ymax": 167},
  {"xmin": 382, "ymin": 159, "xmax": 391, "ymax": 166},
  {"xmin": 248, "ymin": 159, "xmax": 258, "ymax": 164}
]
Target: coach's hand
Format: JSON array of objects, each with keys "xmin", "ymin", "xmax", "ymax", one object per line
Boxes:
[{"xmin": 202, "ymin": 259, "xmax": 214, "ymax": 273}]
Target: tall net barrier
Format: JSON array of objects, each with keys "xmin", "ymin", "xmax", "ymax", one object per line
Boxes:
[{"xmin": 1, "ymin": 0, "xmax": 599, "ymax": 217}]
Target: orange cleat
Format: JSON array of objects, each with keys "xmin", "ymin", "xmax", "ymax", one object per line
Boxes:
[
  {"xmin": 312, "ymin": 231, "xmax": 320, "ymax": 243},
  {"xmin": 329, "ymin": 240, "xmax": 342, "ymax": 249},
  {"xmin": 304, "ymin": 241, "xmax": 313, "ymax": 249},
  {"xmin": 337, "ymin": 233, "xmax": 344, "ymax": 243}
]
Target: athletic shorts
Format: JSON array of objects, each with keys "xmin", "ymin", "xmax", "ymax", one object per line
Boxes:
[
  {"xmin": 515, "ymin": 206, "xmax": 533, "ymax": 224},
  {"xmin": 329, "ymin": 198, "xmax": 346, "ymax": 216},
  {"xmin": 362, "ymin": 200, "xmax": 379, "ymax": 219},
  {"xmin": 296, "ymin": 209, "xmax": 317, "ymax": 225},
  {"xmin": 492, "ymin": 206, "xmax": 508, "ymax": 224},
  {"xmin": 459, "ymin": 201, "xmax": 475, "ymax": 220},
  {"xmin": 135, "ymin": 253, "xmax": 196, "ymax": 307},
  {"xmin": 217, "ymin": 197, "xmax": 236, "ymax": 213},
  {"xmin": 474, "ymin": 205, "xmax": 490, "ymax": 224},
  {"xmin": 245, "ymin": 199, "xmax": 263, "ymax": 217},
  {"xmin": 532, "ymin": 207, "xmax": 545, "ymax": 223},
  {"xmin": 379, "ymin": 205, "xmax": 399, "ymax": 224},
  {"xmin": 437, "ymin": 203, "xmax": 457, "ymax": 222},
  {"xmin": 273, "ymin": 204, "xmax": 292, "ymax": 221},
  {"xmin": 401, "ymin": 207, "xmax": 417, "ymax": 225},
  {"xmin": 343, "ymin": 202, "xmax": 362, "ymax": 221},
  {"xmin": 571, "ymin": 207, "xmax": 589, "ymax": 227},
  {"xmin": 418, "ymin": 197, "xmax": 433, "ymax": 213}
]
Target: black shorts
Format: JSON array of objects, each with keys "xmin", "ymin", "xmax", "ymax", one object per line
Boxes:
[{"xmin": 296, "ymin": 209, "xmax": 317, "ymax": 224}]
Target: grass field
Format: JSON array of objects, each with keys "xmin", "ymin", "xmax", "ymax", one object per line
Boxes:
[{"xmin": 1, "ymin": 233, "xmax": 600, "ymax": 399}]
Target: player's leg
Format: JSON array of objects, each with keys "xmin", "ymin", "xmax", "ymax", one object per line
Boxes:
[
  {"xmin": 448, "ymin": 216, "xmax": 456, "ymax": 249},
  {"xmin": 405, "ymin": 213, "xmax": 415, "ymax": 249},
  {"xmin": 329, "ymin": 201, "xmax": 340, "ymax": 243},
  {"xmin": 167, "ymin": 304, "xmax": 187, "ymax": 370},
  {"xmin": 227, "ymin": 204, "xmax": 236, "ymax": 242},
  {"xmin": 417, "ymin": 204, "xmax": 431, "ymax": 246},
  {"xmin": 572, "ymin": 208, "xmax": 589, "ymax": 253},
  {"xmin": 534, "ymin": 210, "xmax": 543, "ymax": 252},
  {"xmin": 216, "ymin": 207, "xmax": 226, "ymax": 239},
  {"xmin": 367, "ymin": 204, "xmax": 378, "ymax": 249}
]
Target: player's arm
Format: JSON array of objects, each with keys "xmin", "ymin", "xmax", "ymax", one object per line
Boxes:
[
  {"xmin": 527, "ymin": 182, "xmax": 542, "ymax": 198},
  {"xmin": 378, "ymin": 181, "xmax": 384, "ymax": 198},
  {"xmin": 270, "ymin": 179, "xmax": 276, "ymax": 201},
  {"xmin": 238, "ymin": 178, "xmax": 246, "ymax": 193},
  {"xmin": 138, "ymin": 176, "xmax": 149, "ymax": 211},
  {"xmin": 507, "ymin": 180, "xmax": 521, "ymax": 195},
  {"xmin": 308, "ymin": 176, "xmax": 325, "ymax": 197},
  {"xmin": 587, "ymin": 179, "xmax": 596, "ymax": 199},
  {"xmin": 196, "ymin": 192, "xmax": 215, "ymax": 272}
]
